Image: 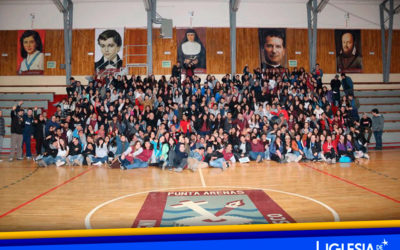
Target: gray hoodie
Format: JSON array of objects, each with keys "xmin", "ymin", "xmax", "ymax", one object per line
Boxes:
[{"xmin": 371, "ymin": 114, "xmax": 384, "ymax": 132}]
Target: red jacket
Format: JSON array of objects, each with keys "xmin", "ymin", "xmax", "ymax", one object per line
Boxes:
[
  {"xmin": 136, "ymin": 149, "xmax": 153, "ymax": 162},
  {"xmin": 233, "ymin": 118, "xmax": 249, "ymax": 132},
  {"xmin": 271, "ymin": 109, "xmax": 289, "ymax": 121},
  {"xmin": 222, "ymin": 150, "xmax": 234, "ymax": 161},
  {"xmin": 320, "ymin": 118, "xmax": 332, "ymax": 131},
  {"xmin": 323, "ymin": 141, "xmax": 337, "ymax": 154}
]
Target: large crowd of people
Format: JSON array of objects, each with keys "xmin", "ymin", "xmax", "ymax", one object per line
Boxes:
[{"xmin": 4, "ymin": 63, "xmax": 385, "ymax": 170}]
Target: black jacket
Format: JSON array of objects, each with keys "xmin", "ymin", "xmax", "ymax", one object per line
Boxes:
[
  {"xmin": 33, "ymin": 119, "xmax": 45, "ymax": 139},
  {"xmin": 68, "ymin": 142, "xmax": 82, "ymax": 156},
  {"xmin": 0, "ymin": 116, "xmax": 5, "ymax": 136},
  {"xmin": 11, "ymin": 107, "xmax": 24, "ymax": 134}
]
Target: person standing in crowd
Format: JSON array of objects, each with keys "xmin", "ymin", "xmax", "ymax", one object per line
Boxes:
[
  {"xmin": 371, "ymin": 108, "xmax": 384, "ymax": 150},
  {"xmin": 33, "ymin": 112, "xmax": 46, "ymax": 157},
  {"xmin": 312, "ymin": 63, "xmax": 323, "ymax": 88},
  {"xmin": 66, "ymin": 77, "xmax": 76, "ymax": 97},
  {"xmin": 0, "ymin": 110, "xmax": 4, "ymax": 162},
  {"xmin": 171, "ymin": 61, "xmax": 182, "ymax": 83},
  {"xmin": 330, "ymin": 74, "xmax": 341, "ymax": 107},
  {"xmin": 22, "ymin": 108, "xmax": 34, "ymax": 159},
  {"xmin": 341, "ymin": 73, "xmax": 354, "ymax": 96},
  {"xmin": 10, "ymin": 102, "xmax": 25, "ymax": 161},
  {"xmin": 360, "ymin": 113, "xmax": 372, "ymax": 143}
]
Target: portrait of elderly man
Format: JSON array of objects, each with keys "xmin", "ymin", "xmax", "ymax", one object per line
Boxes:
[
  {"xmin": 259, "ymin": 28, "xmax": 286, "ymax": 69},
  {"xmin": 336, "ymin": 30, "xmax": 363, "ymax": 73}
]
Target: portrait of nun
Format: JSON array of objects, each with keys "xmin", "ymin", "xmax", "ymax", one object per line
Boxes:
[{"xmin": 177, "ymin": 29, "xmax": 206, "ymax": 71}]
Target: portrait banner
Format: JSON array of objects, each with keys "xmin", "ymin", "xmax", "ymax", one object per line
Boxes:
[
  {"xmin": 335, "ymin": 29, "xmax": 363, "ymax": 73},
  {"xmin": 176, "ymin": 28, "xmax": 207, "ymax": 75},
  {"xmin": 258, "ymin": 28, "xmax": 287, "ymax": 70},
  {"xmin": 95, "ymin": 28, "xmax": 124, "ymax": 75},
  {"xmin": 17, "ymin": 30, "xmax": 45, "ymax": 75}
]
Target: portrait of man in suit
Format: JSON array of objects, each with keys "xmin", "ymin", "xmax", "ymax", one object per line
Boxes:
[{"xmin": 95, "ymin": 29, "xmax": 123, "ymax": 72}]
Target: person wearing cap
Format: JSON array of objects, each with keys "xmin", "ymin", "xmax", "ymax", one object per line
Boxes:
[{"xmin": 371, "ymin": 108, "xmax": 384, "ymax": 150}]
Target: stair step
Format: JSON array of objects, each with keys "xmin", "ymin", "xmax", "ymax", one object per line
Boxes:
[
  {"xmin": 0, "ymin": 100, "xmax": 48, "ymax": 109},
  {"xmin": 353, "ymin": 90, "xmax": 400, "ymax": 96},
  {"xmin": 359, "ymin": 105, "xmax": 400, "ymax": 112},
  {"xmin": 358, "ymin": 97, "xmax": 400, "ymax": 104},
  {"xmin": 0, "ymin": 93, "xmax": 54, "ymax": 102}
]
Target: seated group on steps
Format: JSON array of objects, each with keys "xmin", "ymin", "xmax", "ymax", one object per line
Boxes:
[{"xmin": 7, "ymin": 64, "xmax": 385, "ymax": 170}]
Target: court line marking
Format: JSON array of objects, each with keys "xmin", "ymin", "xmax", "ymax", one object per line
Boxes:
[
  {"xmin": 85, "ymin": 185, "xmax": 340, "ymax": 229},
  {"xmin": 303, "ymin": 163, "xmax": 400, "ymax": 204},
  {"xmin": 198, "ymin": 168, "xmax": 206, "ymax": 187},
  {"xmin": 355, "ymin": 162, "xmax": 399, "ymax": 182},
  {"xmin": 0, "ymin": 166, "xmax": 39, "ymax": 191},
  {"xmin": 0, "ymin": 167, "xmax": 94, "ymax": 219}
]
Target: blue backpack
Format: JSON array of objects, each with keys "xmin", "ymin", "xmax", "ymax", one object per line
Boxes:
[{"xmin": 339, "ymin": 156, "xmax": 352, "ymax": 163}]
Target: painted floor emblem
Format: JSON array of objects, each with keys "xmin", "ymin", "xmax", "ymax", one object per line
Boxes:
[{"xmin": 133, "ymin": 190, "xmax": 295, "ymax": 227}]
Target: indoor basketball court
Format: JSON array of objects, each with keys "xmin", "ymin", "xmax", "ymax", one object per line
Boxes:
[
  {"xmin": 1, "ymin": 0, "xmax": 400, "ymax": 234},
  {"xmin": 0, "ymin": 149, "xmax": 399, "ymax": 231}
]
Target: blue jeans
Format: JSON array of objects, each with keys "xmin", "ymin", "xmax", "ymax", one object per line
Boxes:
[
  {"xmin": 92, "ymin": 156, "xmax": 108, "ymax": 163},
  {"xmin": 125, "ymin": 159, "xmax": 149, "ymax": 169},
  {"xmin": 373, "ymin": 131, "xmax": 383, "ymax": 149},
  {"xmin": 119, "ymin": 156, "xmax": 131, "ymax": 167},
  {"xmin": 190, "ymin": 151, "xmax": 203, "ymax": 161},
  {"xmin": 67, "ymin": 154, "xmax": 84, "ymax": 164},
  {"xmin": 43, "ymin": 155, "xmax": 56, "ymax": 165},
  {"xmin": 305, "ymin": 148, "xmax": 321, "ymax": 160},
  {"xmin": 22, "ymin": 133, "xmax": 32, "ymax": 157},
  {"xmin": 264, "ymin": 148, "xmax": 270, "ymax": 160},
  {"xmin": 55, "ymin": 156, "xmax": 66, "ymax": 162},
  {"xmin": 209, "ymin": 158, "xmax": 225, "ymax": 168},
  {"xmin": 267, "ymin": 134, "xmax": 276, "ymax": 145},
  {"xmin": 249, "ymin": 151, "xmax": 264, "ymax": 161}
]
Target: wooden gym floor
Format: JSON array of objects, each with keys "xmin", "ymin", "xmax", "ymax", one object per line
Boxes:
[{"xmin": 0, "ymin": 149, "xmax": 400, "ymax": 232}]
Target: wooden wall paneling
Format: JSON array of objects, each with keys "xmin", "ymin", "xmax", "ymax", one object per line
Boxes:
[
  {"xmin": 206, "ymin": 28, "xmax": 231, "ymax": 75},
  {"xmin": 152, "ymin": 28, "xmax": 177, "ymax": 75},
  {"xmin": 0, "ymin": 30, "xmax": 17, "ymax": 76},
  {"xmin": 390, "ymin": 30, "xmax": 400, "ymax": 73},
  {"xmin": 361, "ymin": 29, "xmax": 382, "ymax": 74},
  {"xmin": 236, "ymin": 28, "xmax": 260, "ymax": 74},
  {"xmin": 316, "ymin": 29, "xmax": 336, "ymax": 74},
  {"xmin": 286, "ymin": 29, "xmax": 310, "ymax": 72},
  {"xmin": 44, "ymin": 30, "xmax": 65, "ymax": 76},
  {"xmin": 124, "ymin": 28, "xmax": 147, "ymax": 76},
  {"xmin": 72, "ymin": 29, "xmax": 95, "ymax": 76}
]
